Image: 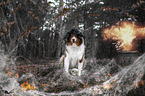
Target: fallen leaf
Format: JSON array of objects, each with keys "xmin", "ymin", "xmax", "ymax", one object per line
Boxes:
[
  {"xmin": 32, "ymin": 14, "xmax": 35, "ymax": 17},
  {"xmin": 140, "ymin": 0, "xmax": 145, "ymax": 4},
  {"xmin": 28, "ymin": 11, "xmax": 33, "ymax": 14},
  {"xmin": 44, "ymin": 2, "xmax": 54, "ymax": 7},
  {"xmin": 136, "ymin": 83, "xmax": 139, "ymax": 88},
  {"xmin": 7, "ymin": 71, "xmax": 12, "ymax": 77},
  {"xmin": 101, "ymin": 6, "xmax": 108, "ymax": 10},
  {"xmin": 13, "ymin": 3, "xmax": 21, "ymax": 15},
  {"xmin": 131, "ymin": 4, "xmax": 137, "ymax": 8},
  {"xmin": 28, "ymin": 11, "xmax": 39, "ymax": 21},
  {"xmin": 0, "ymin": 32, "xmax": 4, "ymax": 36},
  {"xmin": 107, "ymin": 73, "xmax": 111, "ymax": 77},
  {"xmin": 34, "ymin": 16, "xmax": 39, "ymax": 21},
  {"xmin": 6, "ymin": 21, "xmax": 15, "ymax": 29},
  {"xmin": 101, "ymin": 6, "xmax": 119, "ymax": 11},
  {"xmin": 14, "ymin": 73, "xmax": 19, "ymax": 77},
  {"xmin": 55, "ymin": 8, "xmax": 71, "ymax": 19},
  {"xmin": 1, "ymin": 26, "xmax": 7, "ymax": 33},
  {"xmin": 0, "ymin": 0, "xmax": 11, "ymax": 5},
  {"xmin": 27, "ymin": 27, "xmax": 37, "ymax": 32},
  {"xmin": 113, "ymin": 8, "xmax": 119, "ymax": 11},
  {"xmin": 18, "ymin": 27, "xmax": 37, "ymax": 41},
  {"xmin": 42, "ymin": 84, "xmax": 47, "ymax": 87},
  {"xmin": 141, "ymin": 80, "xmax": 144, "ymax": 85},
  {"xmin": 89, "ymin": 14, "xmax": 99, "ymax": 16},
  {"xmin": 18, "ymin": 34, "xmax": 24, "ymax": 41}
]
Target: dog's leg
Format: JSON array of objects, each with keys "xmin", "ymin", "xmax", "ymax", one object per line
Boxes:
[
  {"xmin": 60, "ymin": 55, "xmax": 65, "ymax": 63},
  {"xmin": 64, "ymin": 57, "xmax": 70, "ymax": 74},
  {"xmin": 78, "ymin": 61, "xmax": 83, "ymax": 76},
  {"xmin": 78, "ymin": 56, "xmax": 86, "ymax": 76}
]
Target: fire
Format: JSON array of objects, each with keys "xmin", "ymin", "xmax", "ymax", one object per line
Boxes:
[
  {"xmin": 20, "ymin": 81, "xmax": 36, "ymax": 91},
  {"xmin": 103, "ymin": 21, "xmax": 145, "ymax": 51}
]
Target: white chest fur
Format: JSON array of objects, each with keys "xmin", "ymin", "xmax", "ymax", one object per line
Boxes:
[{"xmin": 66, "ymin": 43, "xmax": 85, "ymax": 67}]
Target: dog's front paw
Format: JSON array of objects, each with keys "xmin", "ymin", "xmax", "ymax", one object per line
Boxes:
[
  {"xmin": 71, "ymin": 68, "xmax": 78, "ymax": 76},
  {"xmin": 71, "ymin": 68, "xmax": 85, "ymax": 76},
  {"xmin": 63, "ymin": 70, "xmax": 71, "ymax": 76}
]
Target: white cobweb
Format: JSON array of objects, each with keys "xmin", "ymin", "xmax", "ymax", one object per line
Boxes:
[{"xmin": 0, "ymin": 41, "xmax": 145, "ymax": 96}]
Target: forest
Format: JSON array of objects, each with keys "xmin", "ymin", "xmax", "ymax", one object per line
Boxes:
[{"xmin": 0, "ymin": 0, "xmax": 145, "ymax": 95}]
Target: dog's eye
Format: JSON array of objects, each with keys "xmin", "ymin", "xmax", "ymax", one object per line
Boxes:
[{"xmin": 78, "ymin": 35, "xmax": 82, "ymax": 38}]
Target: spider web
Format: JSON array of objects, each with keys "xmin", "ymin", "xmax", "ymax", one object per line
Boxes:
[{"xmin": 0, "ymin": 41, "xmax": 145, "ymax": 96}]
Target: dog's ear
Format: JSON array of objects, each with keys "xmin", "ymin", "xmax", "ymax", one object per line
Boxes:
[
  {"xmin": 71, "ymin": 29, "xmax": 79, "ymax": 33},
  {"xmin": 79, "ymin": 32, "xmax": 85, "ymax": 39},
  {"xmin": 82, "ymin": 35, "xmax": 85, "ymax": 40},
  {"xmin": 63, "ymin": 32, "xmax": 69, "ymax": 41}
]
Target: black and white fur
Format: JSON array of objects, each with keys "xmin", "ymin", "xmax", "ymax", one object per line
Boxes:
[{"xmin": 60, "ymin": 29, "xmax": 86, "ymax": 76}]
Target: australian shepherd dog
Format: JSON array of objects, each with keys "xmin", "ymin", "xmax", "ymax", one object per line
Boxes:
[{"xmin": 60, "ymin": 29, "xmax": 86, "ymax": 76}]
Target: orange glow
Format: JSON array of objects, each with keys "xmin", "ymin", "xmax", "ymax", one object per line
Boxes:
[
  {"xmin": 7, "ymin": 71, "xmax": 12, "ymax": 77},
  {"xmin": 20, "ymin": 81, "xmax": 36, "ymax": 91},
  {"xmin": 14, "ymin": 73, "xmax": 19, "ymax": 77},
  {"xmin": 136, "ymin": 83, "xmax": 139, "ymax": 88},
  {"xmin": 104, "ymin": 83, "xmax": 113, "ymax": 90},
  {"xmin": 103, "ymin": 21, "xmax": 145, "ymax": 51},
  {"xmin": 42, "ymin": 84, "xmax": 47, "ymax": 87},
  {"xmin": 83, "ymin": 84, "xmax": 88, "ymax": 88},
  {"xmin": 133, "ymin": 82, "xmax": 139, "ymax": 88},
  {"xmin": 107, "ymin": 73, "xmax": 111, "ymax": 77},
  {"xmin": 141, "ymin": 80, "xmax": 144, "ymax": 85}
]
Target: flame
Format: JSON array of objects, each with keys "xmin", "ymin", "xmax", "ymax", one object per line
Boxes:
[
  {"xmin": 20, "ymin": 81, "xmax": 36, "ymax": 91},
  {"xmin": 103, "ymin": 21, "xmax": 145, "ymax": 51}
]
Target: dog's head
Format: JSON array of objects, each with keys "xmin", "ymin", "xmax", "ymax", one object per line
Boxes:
[{"xmin": 64, "ymin": 29, "xmax": 85, "ymax": 46}]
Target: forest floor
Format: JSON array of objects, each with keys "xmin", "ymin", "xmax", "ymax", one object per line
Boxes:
[
  {"xmin": 1, "ymin": 56, "xmax": 145, "ymax": 96},
  {"xmin": 14, "ymin": 58, "xmax": 145, "ymax": 95}
]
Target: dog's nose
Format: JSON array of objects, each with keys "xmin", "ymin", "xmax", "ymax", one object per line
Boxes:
[
  {"xmin": 72, "ymin": 36, "xmax": 76, "ymax": 43},
  {"xmin": 72, "ymin": 39, "xmax": 75, "ymax": 42}
]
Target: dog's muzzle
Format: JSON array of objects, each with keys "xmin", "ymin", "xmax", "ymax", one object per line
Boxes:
[
  {"xmin": 71, "ymin": 36, "xmax": 77, "ymax": 43},
  {"xmin": 72, "ymin": 39, "xmax": 75, "ymax": 43}
]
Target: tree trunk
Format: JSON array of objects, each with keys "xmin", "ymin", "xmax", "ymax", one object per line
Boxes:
[{"xmin": 55, "ymin": 0, "xmax": 64, "ymax": 59}]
